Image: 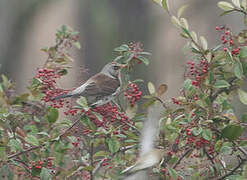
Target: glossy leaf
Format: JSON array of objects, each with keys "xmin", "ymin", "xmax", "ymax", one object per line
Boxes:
[
  {"xmin": 221, "ymin": 124, "xmax": 243, "ymax": 141},
  {"xmin": 180, "ymin": 18, "xmax": 189, "ymax": 30},
  {"xmin": 202, "ymin": 129, "xmax": 212, "ymax": 141},
  {"xmin": 213, "ymin": 80, "xmax": 230, "ymax": 88},
  {"xmin": 107, "ymin": 138, "xmax": 120, "ymax": 153},
  {"xmin": 76, "ymin": 96, "xmax": 89, "ymax": 111},
  {"xmin": 171, "ymin": 16, "xmax": 181, "ymax": 28},
  {"xmin": 40, "ymin": 168, "xmax": 52, "ymax": 180},
  {"xmin": 218, "ymin": 1, "xmax": 234, "ymax": 11},
  {"xmin": 238, "ymin": 89, "xmax": 247, "ymax": 105},
  {"xmin": 177, "ymin": 5, "xmax": 189, "ymax": 18},
  {"xmin": 137, "ymin": 56, "xmax": 150, "ymax": 65},
  {"xmin": 114, "ymin": 44, "xmax": 129, "ymax": 52},
  {"xmin": 200, "ymin": 36, "xmax": 208, "ymax": 50},
  {"xmin": 25, "ymin": 134, "xmax": 39, "ymax": 146},
  {"xmin": 239, "ymin": 46, "xmax": 247, "ymax": 58},
  {"xmin": 162, "ymin": 0, "xmax": 169, "ymax": 12},
  {"xmin": 192, "ymin": 127, "xmax": 202, "ymax": 136},
  {"xmin": 148, "ymin": 82, "xmax": 156, "ymax": 94},
  {"xmin": 191, "ymin": 31, "xmax": 198, "ymax": 43},
  {"xmin": 232, "ymin": 0, "xmax": 240, "ymax": 8},
  {"xmin": 46, "ymin": 107, "xmax": 59, "ymax": 124},
  {"xmin": 167, "ymin": 168, "xmax": 178, "ymax": 180},
  {"xmin": 234, "ymin": 61, "xmax": 243, "ymax": 79}
]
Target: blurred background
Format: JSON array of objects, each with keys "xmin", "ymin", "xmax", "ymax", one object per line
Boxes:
[{"xmin": 0, "ymin": 0, "xmax": 244, "ymax": 100}]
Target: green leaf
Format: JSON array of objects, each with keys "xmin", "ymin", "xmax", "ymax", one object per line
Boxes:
[
  {"xmin": 46, "ymin": 107, "xmax": 59, "ymax": 124},
  {"xmin": 184, "ymin": 79, "xmax": 193, "ymax": 90},
  {"xmin": 232, "ymin": 0, "xmax": 241, "ymax": 8},
  {"xmin": 0, "ymin": 147, "xmax": 7, "ymax": 161},
  {"xmin": 181, "ymin": 27, "xmax": 190, "ymax": 38},
  {"xmin": 93, "ymin": 151, "xmax": 110, "ymax": 158},
  {"xmin": 76, "ymin": 96, "xmax": 89, "ymax": 111},
  {"xmin": 192, "ymin": 127, "xmax": 202, "ymax": 136},
  {"xmin": 218, "ymin": 1, "xmax": 234, "ymax": 11},
  {"xmin": 114, "ymin": 44, "xmax": 129, "ymax": 52},
  {"xmin": 190, "ymin": 31, "xmax": 197, "ymax": 43},
  {"xmin": 241, "ymin": 114, "xmax": 247, "ymax": 122},
  {"xmin": 171, "ymin": 16, "xmax": 181, "ymax": 28},
  {"xmin": 213, "ymin": 80, "xmax": 230, "ymax": 88},
  {"xmin": 147, "ymin": 82, "xmax": 156, "ymax": 94},
  {"xmin": 167, "ymin": 168, "xmax": 178, "ymax": 180},
  {"xmin": 161, "ymin": 0, "xmax": 169, "ymax": 12},
  {"xmin": 0, "ymin": 165, "xmax": 13, "ymax": 180},
  {"xmin": 239, "ymin": 46, "xmax": 247, "ymax": 58},
  {"xmin": 220, "ymin": 144, "xmax": 232, "ymax": 155},
  {"xmin": 215, "ymin": 140, "xmax": 224, "ymax": 152},
  {"xmin": 234, "ymin": 61, "xmax": 243, "ymax": 79},
  {"xmin": 80, "ymin": 116, "xmax": 96, "ymax": 131},
  {"xmin": 107, "ymin": 138, "xmax": 120, "ymax": 153},
  {"xmin": 222, "ymin": 124, "xmax": 243, "ymax": 141},
  {"xmin": 200, "ymin": 36, "xmax": 208, "ymax": 50},
  {"xmin": 202, "ymin": 129, "xmax": 212, "ymax": 141},
  {"xmin": 25, "ymin": 134, "xmax": 39, "ymax": 146},
  {"xmin": 8, "ymin": 139, "xmax": 22, "ymax": 152},
  {"xmin": 136, "ymin": 56, "xmax": 150, "ymax": 65},
  {"xmin": 72, "ymin": 41, "xmax": 81, "ymax": 49},
  {"xmin": 40, "ymin": 168, "xmax": 52, "ymax": 180},
  {"xmin": 177, "ymin": 5, "xmax": 189, "ymax": 18},
  {"xmin": 242, "ymin": 0, "xmax": 247, "ymax": 10},
  {"xmin": 238, "ymin": 89, "xmax": 247, "ymax": 105}
]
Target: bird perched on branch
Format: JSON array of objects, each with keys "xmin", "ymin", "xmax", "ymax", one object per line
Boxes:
[
  {"xmin": 53, "ymin": 62, "xmax": 126, "ymax": 106},
  {"xmin": 121, "ymin": 148, "xmax": 166, "ymax": 175}
]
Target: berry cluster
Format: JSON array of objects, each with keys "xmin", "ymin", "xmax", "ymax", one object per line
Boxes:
[
  {"xmin": 35, "ymin": 67, "xmax": 69, "ymax": 108},
  {"xmin": 129, "ymin": 42, "xmax": 143, "ymax": 61},
  {"xmin": 86, "ymin": 102, "xmax": 131, "ymax": 131},
  {"xmin": 124, "ymin": 83, "xmax": 142, "ymax": 107},
  {"xmin": 184, "ymin": 128, "xmax": 215, "ymax": 156},
  {"xmin": 29, "ymin": 157, "xmax": 54, "ymax": 171},
  {"xmin": 171, "ymin": 97, "xmax": 182, "ymax": 105},
  {"xmin": 72, "ymin": 137, "xmax": 81, "ymax": 148},
  {"xmin": 186, "ymin": 60, "xmax": 208, "ymax": 87},
  {"xmin": 216, "ymin": 26, "xmax": 241, "ymax": 55},
  {"xmin": 216, "ymin": 26, "xmax": 233, "ymax": 45}
]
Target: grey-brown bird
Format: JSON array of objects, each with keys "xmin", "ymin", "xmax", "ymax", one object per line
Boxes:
[
  {"xmin": 121, "ymin": 148, "xmax": 166, "ymax": 175},
  {"xmin": 53, "ymin": 62, "xmax": 126, "ymax": 106}
]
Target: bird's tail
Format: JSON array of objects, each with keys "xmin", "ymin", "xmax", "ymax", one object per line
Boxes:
[{"xmin": 52, "ymin": 94, "xmax": 73, "ymax": 100}]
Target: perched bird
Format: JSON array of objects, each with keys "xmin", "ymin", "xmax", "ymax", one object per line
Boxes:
[
  {"xmin": 121, "ymin": 148, "xmax": 166, "ymax": 175},
  {"xmin": 53, "ymin": 62, "xmax": 126, "ymax": 106}
]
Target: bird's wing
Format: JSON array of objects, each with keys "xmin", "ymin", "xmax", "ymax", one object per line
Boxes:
[{"xmin": 80, "ymin": 73, "xmax": 120, "ymax": 97}]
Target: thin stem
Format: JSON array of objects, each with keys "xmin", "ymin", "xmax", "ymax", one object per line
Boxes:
[
  {"xmin": 216, "ymin": 156, "xmax": 247, "ymax": 180},
  {"xmin": 8, "ymin": 117, "xmax": 82, "ymax": 160},
  {"xmin": 172, "ymin": 148, "xmax": 192, "ymax": 169},
  {"xmin": 203, "ymin": 147, "xmax": 217, "ymax": 177}
]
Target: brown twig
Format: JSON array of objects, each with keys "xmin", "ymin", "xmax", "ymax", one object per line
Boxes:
[
  {"xmin": 8, "ymin": 117, "xmax": 82, "ymax": 160},
  {"xmin": 216, "ymin": 155, "xmax": 247, "ymax": 180},
  {"xmin": 90, "ymin": 141, "xmax": 94, "ymax": 180},
  {"xmin": 203, "ymin": 147, "xmax": 217, "ymax": 176},
  {"xmin": 172, "ymin": 148, "xmax": 192, "ymax": 169},
  {"xmin": 92, "ymin": 159, "xmax": 105, "ymax": 176}
]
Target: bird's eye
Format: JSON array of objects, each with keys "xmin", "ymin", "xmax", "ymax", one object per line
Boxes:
[{"xmin": 113, "ymin": 66, "xmax": 120, "ymax": 70}]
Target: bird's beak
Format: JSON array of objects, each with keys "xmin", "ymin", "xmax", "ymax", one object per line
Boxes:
[{"xmin": 120, "ymin": 64, "xmax": 127, "ymax": 69}]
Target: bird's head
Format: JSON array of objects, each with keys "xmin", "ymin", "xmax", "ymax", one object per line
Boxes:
[{"xmin": 101, "ymin": 62, "xmax": 126, "ymax": 78}]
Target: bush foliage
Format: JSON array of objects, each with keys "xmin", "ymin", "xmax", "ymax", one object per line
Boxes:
[{"xmin": 1, "ymin": 0, "xmax": 247, "ymax": 179}]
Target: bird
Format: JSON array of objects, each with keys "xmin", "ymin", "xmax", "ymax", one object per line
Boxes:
[
  {"xmin": 53, "ymin": 62, "xmax": 126, "ymax": 106},
  {"xmin": 120, "ymin": 148, "xmax": 166, "ymax": 175}
]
